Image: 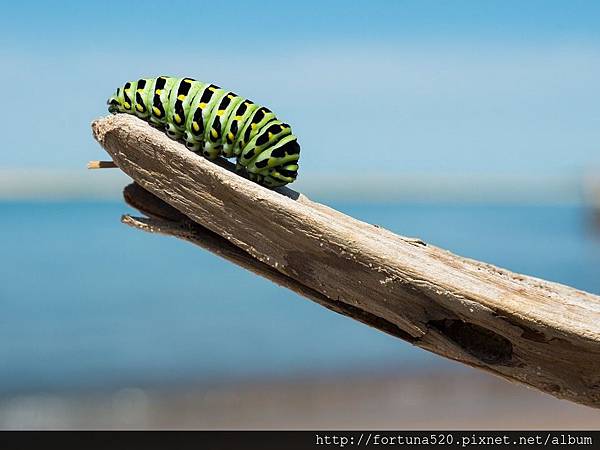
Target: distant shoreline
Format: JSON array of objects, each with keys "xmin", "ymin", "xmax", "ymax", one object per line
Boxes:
[
  {"xmin": 0, "ymin": 169, "xmax": 589, "ymax": 205},
  {"xmin": 1, "ymin": 369, "xmax": 598, "ymax": 429}
]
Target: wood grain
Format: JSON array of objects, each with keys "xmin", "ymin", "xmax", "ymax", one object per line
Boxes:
[{"xmin": 92, "ymin": 114, "xmax": 600, "ymax": 408}]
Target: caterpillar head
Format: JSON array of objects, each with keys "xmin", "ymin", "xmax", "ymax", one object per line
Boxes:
[
  {"xmin": 244, "ymin": 136, "xmax": 300, "ymax": 188},
  {"xmin": 107, "ymin": 94, "xmax": 121, "ymax": 114},
  {"xmin": 261, "ymin": 163, "xmax": 299, "ymax": 188}
]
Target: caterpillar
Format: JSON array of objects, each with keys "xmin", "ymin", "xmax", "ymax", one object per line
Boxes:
[{"xmin": 107, "ymin": 76, "xmax": 300, "ymax": 188}]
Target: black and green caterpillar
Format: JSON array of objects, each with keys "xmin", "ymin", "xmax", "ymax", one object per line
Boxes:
[{"xmin": 107, "ymin": 76, "xmax": 300, "ymax": 188}]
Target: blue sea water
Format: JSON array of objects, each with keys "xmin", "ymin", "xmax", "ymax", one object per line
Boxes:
[{"xmin": 1, "ymin": 201, "xmax": 599, "ymax": 395}]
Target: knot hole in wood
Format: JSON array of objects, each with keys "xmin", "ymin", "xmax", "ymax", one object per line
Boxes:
[{"xmin": 428, "ymin": 319, "xmax": 514, "ymax": 366}]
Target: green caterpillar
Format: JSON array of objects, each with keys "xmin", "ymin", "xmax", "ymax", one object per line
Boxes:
[{"xmin": 107, "ymin": 76, "xmax": 300, "ymax": 188}]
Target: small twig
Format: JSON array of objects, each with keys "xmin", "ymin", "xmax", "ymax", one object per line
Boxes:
[{"xmin": 87, "ymin": 160, "xmax": 118, "ymax": 169}]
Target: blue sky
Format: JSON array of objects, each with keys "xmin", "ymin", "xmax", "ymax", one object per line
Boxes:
[
  {"xmin": 2, "ymin": 1, "xmax": 600, "ymax": 47},
  {"xmin": 1, "ymin": 0, "xmax": 599, "ymax": 182}
]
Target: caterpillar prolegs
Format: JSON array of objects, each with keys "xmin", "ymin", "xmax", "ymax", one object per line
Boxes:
[{"xmin": 107, "ymin": 76, "xmax": 300, "ymax": 188}]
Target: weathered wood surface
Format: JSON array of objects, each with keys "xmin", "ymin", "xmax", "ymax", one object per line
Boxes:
[{"xmin": 92, "ymin": 114, "xmax": 600, "ymax": 408}]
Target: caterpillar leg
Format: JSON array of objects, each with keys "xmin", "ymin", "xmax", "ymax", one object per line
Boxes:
[
  {"xmin": 165, "ymin": 122, "xmax": 184, "ymax": 140},
  {"xmin": 182, "ymin": 131, "xmax": 202, "ymax": 152},
  {"xmin": 202, "ymin": 143, "xmax": 223, "ymax": 160}
]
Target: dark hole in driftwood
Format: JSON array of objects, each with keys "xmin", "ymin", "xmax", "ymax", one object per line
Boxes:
[{"xmin": 428, "ymin": 319, "xmax": 513, "ymax": 365}]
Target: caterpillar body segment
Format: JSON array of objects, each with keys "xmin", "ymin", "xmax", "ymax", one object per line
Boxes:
[
  {"xmin": 108, "ymin": 76, "xmax": 299, "ymax": 188},
  {"xmin": 224, "ymin": 99, "xmax": 258, "ymax": 158}
]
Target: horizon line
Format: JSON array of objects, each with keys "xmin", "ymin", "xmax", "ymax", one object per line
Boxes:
[{"xmin": 1, "ymin": 168, "xmax": 598, "ymax": 205}]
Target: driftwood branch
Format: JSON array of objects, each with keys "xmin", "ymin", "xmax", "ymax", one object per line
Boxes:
[{"xmin": 92, "ymin": 114, "xmax": 600, "ymax": 408}]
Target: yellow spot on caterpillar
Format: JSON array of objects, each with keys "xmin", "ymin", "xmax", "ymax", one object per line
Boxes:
[
  {"xmin": 174, "ymin": 114, "xmax": 182, "ymax": 124},
  {"xmin": 209, "ymin": 86, "xmax": 217, "ymax": 91},
  {"xmin": 184, "ymin": 79, "xmax": 193, "ymax": 83},
  {"xmin": 234, "ymin": 116, "xmax": 242, "ymax": 120},
  {"xmin": 153, "ymin": 106, "xmax": 162, "ymax": 116},
  {"xmin": 211, "ymin": 129, "xmax": 218, "ymax": 139},
  {"xmin": 193, "ymin": 122, "xmax": 200, "ymax": 132},
  {"xmin": 216, "ymin": 110, "xmax": 224, "ymax": 116},
  {"xmin": 137, "ymin": 88, "xmax": 144, "ymax": 93},
  {"xmin": 136, "ymin": 104, "xmax": 144, "ymax": 112},
  {"xmin": 227, "ymin": 94, "xmax": 234, "ymax": 99},
  {"xmin": 199, "ymin": 102, "xmax": 207, "ymax": 108},
  {"xmin": 123, "ymin": 102, "xmax": 131, "ymax": 109},
  {"xmin": 251, "ymin": 123, "xmax": 257, "ymax": 129},
  {"xmin": 227, "ymin": 132, "xmax": 234, "ymax": 141},
  {"xmin": 155, "ymin": 89, "xmax": 162, "ymax": 95},
  {"xmin": 268, "ymin": 132, "xmax": 274, "ymax": 139},
  {"xmin": 177, "ymin": 95, "xmax": 186, "ymax": 101}
]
